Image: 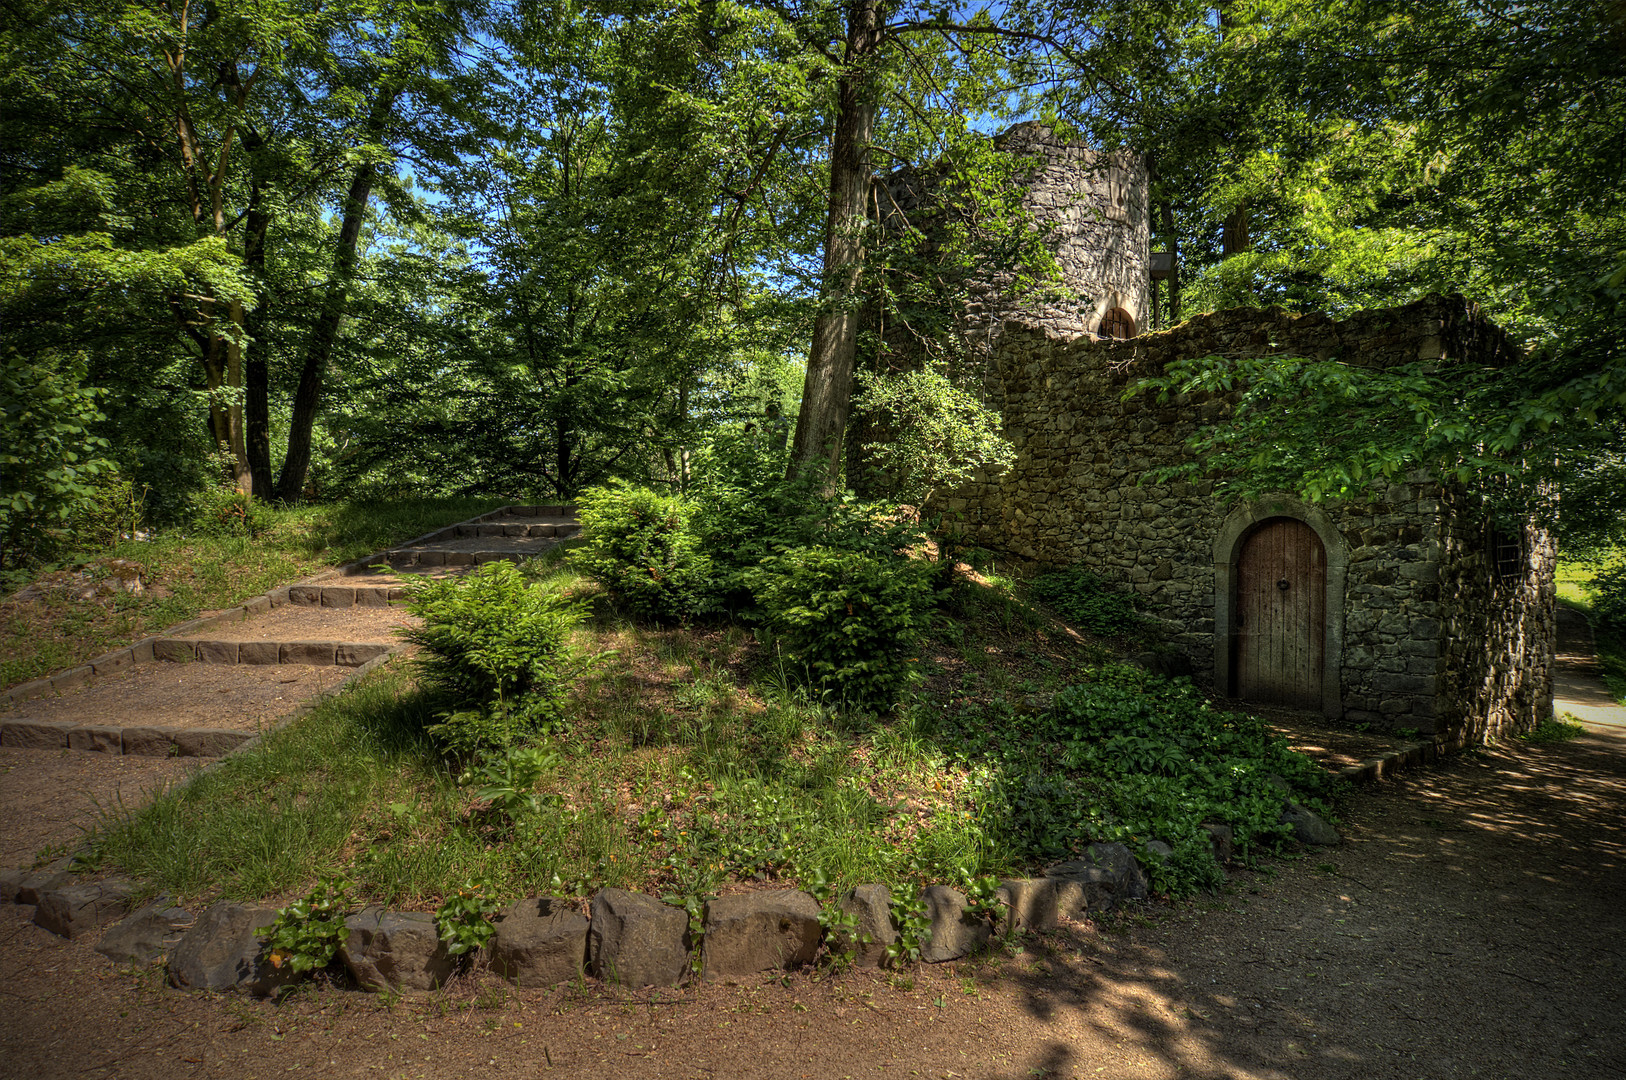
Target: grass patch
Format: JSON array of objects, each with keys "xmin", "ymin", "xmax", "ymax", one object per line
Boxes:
[
  {"xmin": 0, "ymin": 496, "xmax": 507, "ymax": 690},
  {"xmin": 86, "ymin": 562, "xmax": 1340, "ymax": 913}
]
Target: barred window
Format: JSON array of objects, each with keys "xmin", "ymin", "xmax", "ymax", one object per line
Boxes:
[{"xmin": 1491, "ymin": 529, "xmax": 1523, "ymax": 582}]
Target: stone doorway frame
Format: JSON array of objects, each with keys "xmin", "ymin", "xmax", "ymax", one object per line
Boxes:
[{"xmin": 1213, "ymin": 497, "xmax": 1348, "ymax": 717}]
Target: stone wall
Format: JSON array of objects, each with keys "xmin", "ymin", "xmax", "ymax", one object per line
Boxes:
[
  {"xmin": 1436, "ymin": 495, "xmax": 1558, "ymax": 742},
  {"xmin": 935, "ymin": 295, "xmax": 1553, "ymax": 737}
]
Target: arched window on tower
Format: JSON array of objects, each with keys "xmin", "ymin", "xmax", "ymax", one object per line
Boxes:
[{"xmin": 1099, "ymin": 306, "xmax": 1136, "ymax": 339}]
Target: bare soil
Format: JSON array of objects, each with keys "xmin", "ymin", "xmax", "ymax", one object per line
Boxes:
[
  {"xmin": 1, "ymin": 662, "xmax": 351, "ymax": 733},
  {"xmin": 1, "ymin": 726, "xmax": 1621, "ymax": 1079},
  {"xmin": 170, "ymin": 605, "xmax": 419, "ymax": 642},
  {"xmin": 0, "ymin": 747, "xmax": 199, "ymax": 866},
  {"xmin": 1252, "ymin": 706, "xmax": 1412, "ymax": 770}
]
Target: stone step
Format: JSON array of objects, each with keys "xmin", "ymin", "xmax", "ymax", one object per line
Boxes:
[
  {"xmin": 152, "ymin": 639, "xmax": 397, "ymax": 666},
  {"xmin": 0, "ymin": 662, "xmax": 367, "ymax": 756},
  {"xmin": 170, "ymin": 602, "xmax": 415, "ymax": 641},
  {"xmin": 451, "ymin": 522, "xmax": 581, "ymax": 539},
  {"xmin": 377, "ymin": 548, "xmax": 544, "ymax": 570}
]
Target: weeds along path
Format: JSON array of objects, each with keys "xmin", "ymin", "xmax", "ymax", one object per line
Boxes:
[
  {"xmin": 0, "ymin": 506, "xmax": 579, "ymax": 868},
  {"xmin": 1, "ymin": 721, "xmax": 1620, "ymax": 1079}
]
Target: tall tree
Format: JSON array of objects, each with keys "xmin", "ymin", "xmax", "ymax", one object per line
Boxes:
[{"xmin": 1045, "ymin": 0, "xmax": 1626, "ymax": 543}]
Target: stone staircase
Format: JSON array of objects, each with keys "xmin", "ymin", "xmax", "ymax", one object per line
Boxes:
[{"xmin": 0, "ymin": 504, "xmax": 579, "ymax": 763}]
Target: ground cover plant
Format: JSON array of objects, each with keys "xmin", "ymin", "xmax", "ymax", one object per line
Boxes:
[
  {"xmin": 85, "ymin": 554, "xmax": 1340, "ymax": 935},
  {"xmin": 0, "ymin": 496, "xmax": 507, "ymax": 690}
]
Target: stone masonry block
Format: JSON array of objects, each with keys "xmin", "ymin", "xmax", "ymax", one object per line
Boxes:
[
  {"xmin": 91, "ymin": 648, "xmax": 137, "ymax": 676},
  {"xmin": 491, "ymin": 898, "xmax": 590, "ymax": 988},
  {"xmin": 152, "ymin": 640, "xmax": 196, "ymax": 663},
  {"xmin": 121, "ymin": 727, "xmax": 177, "ymax": 757},
  {"xmin": 445, "ymin": 552, "xmax": 476, "ymax": 566},
  {"xmin": 1, "ymin": 719, "xmax": 70, "ymax": 749},
  {"xmin": 244, "ymin": 595, "xmax": 272, "ymax": 615},
  {"xmin": 173, "ymin": 729, "xmax": 254, "ymax": 757},
  {"xmin": 194, "ymin": 641, "xmax": 240, "ymax": 664},
  {"xmin": 996, "ymin": 878, "xmax": 1066, "ymax": 934},
  {"xmin": 238, "ymin": 642, "xmax": 281, "ymax": 665},
  {"xmin": 321, "ymin": 588, "xmax": 356, "ymax": 608},
  {"xmin": 51, "ymin": 665, "xmax": 94, "ymax": 691},
  {"xmin": 920, "ymin": 885, "xmax": 993, "ymax": 963},
  {"xmin": 835, "ymin": 885, "xmax": 895, "ymax": 967},
  {"xmin": 130, "ymin": 640, "xmax": 155, "ymax": 663},
  {"xmin": 67, "ymin": 725, "xmax": 123, "ymax": 753},
  {"xmin": 415, "ymin": 550, "xmax": 445, "ymax": 567},
  {"xmin": 288, "ymin": 585, "xmax": 323, "ymax": 606},
  {"xmin": 336, "ymin": 643, "xmax": 391, "ymax": 666},
  {"xmin": 355, "ymin": 588, "xmax": 391, "ymax": 608},
  {"xmin": 280, "ymin": 642, "xmax": 337, "ymax": 665},
  {"xmin": 9, "ymin": 678, "xmax": 53, "ymax": 704}
]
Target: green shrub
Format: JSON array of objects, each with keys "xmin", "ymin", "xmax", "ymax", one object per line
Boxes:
[
  {"xmin": 189, "ymin": 475, "xmax": 269, "ymax": 538},
  {"xmin": 745, "ymin": 545, "xmax": 934, "ymax": 708},
  {"xmin": 572, "ymin": 481, "xmax": 715, "ymax": 620},
  {"xmin": 66, "ymin": 467, "xmax": 144, "ymax": 551},
  {"xmin": 1, "ymin": 350, "xmax": 112, "ymax": 568},
  {"xmin": 1588, "ymin": 561, "xmax": 1626, "ymax": 631},
  {"xmin": 261, "ymin": 874, "xmax": 353, "ymax": 976},
  {"xmin": 401, "ymin": 560, "xmax": 587, "ymax": 753},
  {"xmin": 1027, "ymin": 566, "xmax": 1143, "ymax": 636},
  {"xmin": 435, "ymin": 878, "xmax": 500, "ymax": 957}
]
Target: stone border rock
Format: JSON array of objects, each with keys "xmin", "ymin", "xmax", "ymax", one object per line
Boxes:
[{"xmin": 2, "ymin": 844, "xmax": 1162, "ymax": 997}]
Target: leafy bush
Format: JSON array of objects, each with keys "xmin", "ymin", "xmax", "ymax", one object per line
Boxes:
[
  {"xmin": 1027, "ymin": 566, "xmax": 1143, "ymax": 636},
  {"xmin": 1522, "ymin": 715, "xmax": 1586, "ymax": 743},
  {"xmin": 745, "ymin": 545, "xmax": 935, "ymax": 708},
  {"xmin": 401, "ymin": 560, "xmax": 587, "ymax": 753},
  {"xmin": 1, "ymin": 350, "xmax": 112, "ymax": 568},
  {"xmin": 190, "ymin": 474, "xmax": 270, "ymax": 538},
  {"xmin": 572, "ymin": 481, "xmax": 715, "ymax": 620},
  {"xmin": 261, "ymin": 874, "xmax": 352, "ymax": 975},
  {"xmin": 66, "ymin": 467, "xmax": 144, "ymax": 551},
  {"xmin": 852, "ymin": 362, "xmax": 1014, "ymax": 506},
  {"xmin": 1588, "ymin": 561, "xmax": 1626, "ymax": 631},
  {"xmin": 435, "ymin": 879, "xmax": 499, "ymax": 957},
  {"xmin": 458, "ymin": 744, "xmax": 561, "ymax": 825}
]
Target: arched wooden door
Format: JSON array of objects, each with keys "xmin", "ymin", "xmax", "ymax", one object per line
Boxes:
[{"xmin": 1234, "ymin": 518, "xmax": 1326, "ymax": 709}]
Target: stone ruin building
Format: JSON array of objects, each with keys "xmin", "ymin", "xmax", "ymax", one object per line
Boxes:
[{"xmin": 894, "ymin": 125, "xmax": 1556, "ymax": 745}]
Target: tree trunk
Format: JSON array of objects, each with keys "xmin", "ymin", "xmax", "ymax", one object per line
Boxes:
[
  {"xmin": 274, "ymin": 90, "xmax": 397, "ymax": 503},
  {"xmin": 1222, "ymin": 201, "xmax": 1250, "ymax": 257},
  {"xmin": 243, "ymin": 136, "xmax": 274, "ymax": 498},
  {"xmin": 787, "ymin": 0, "xmax": 881, "ymax": 482}
]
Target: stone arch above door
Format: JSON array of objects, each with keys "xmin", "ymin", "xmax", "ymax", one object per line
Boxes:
[{"xmin": 1213, "ymin": 498, "xmax": 1348, "ymax": 716}]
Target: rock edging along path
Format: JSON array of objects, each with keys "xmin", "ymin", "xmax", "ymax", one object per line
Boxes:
[
  {"xmin": 0, "ymin": 841, "xmax": 1159, "ymax": 996},
  {"xmin": 0, "ymin": 797, "xmax": 1341, "ymax": 998}
]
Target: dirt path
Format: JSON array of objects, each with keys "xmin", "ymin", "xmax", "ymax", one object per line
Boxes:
[{"xmin": 2, "ymin": 723, "xmax": 1621, "ymax": 1079}]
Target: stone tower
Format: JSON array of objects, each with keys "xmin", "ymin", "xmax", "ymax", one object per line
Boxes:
[{"xmin": 875, "ymin": 121, "xmax": 1152, "ymax": 359}]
